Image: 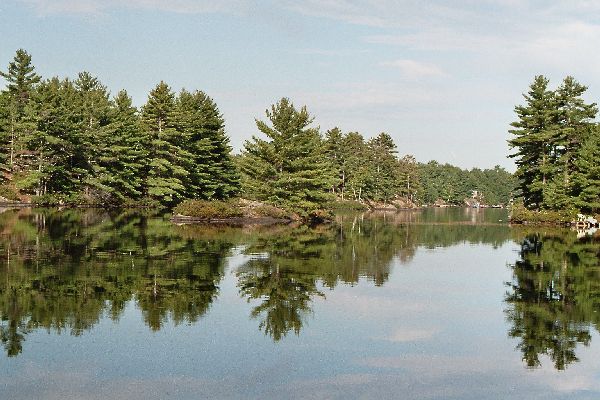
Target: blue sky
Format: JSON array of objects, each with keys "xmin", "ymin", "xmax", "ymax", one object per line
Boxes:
[{"xmin": 2, "ymin": 0, "xmax": 600, "ymax": 170}]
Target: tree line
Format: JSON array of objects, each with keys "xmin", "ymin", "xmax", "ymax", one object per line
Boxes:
[
  {"xmin": 0, "ymin": 49, "xmax": 514, "ymax": 215},
  {"xmin": 238, "ymin": 97, "xmax": 515, "ymax": 217},
  {"xmin": 509, "ymin": 75, "xmax": 600, "ymax": 212},
  {"xmin": 0, "ymin": 49, "xmax": 238, "ymax": 206}
]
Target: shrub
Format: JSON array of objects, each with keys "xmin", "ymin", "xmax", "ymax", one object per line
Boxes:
[
  {"xmin": 326, "ymin": 200, "xmax": 368, "ymax": 211},
  {"xmin": 252, "ymin": 204, "xmax": 291, "ymax": 219},
  {"xmin": 174, "ymin": 199, "xmax": 243, "ymax": 219},
  {"xmin": 0, "ymin": 185, "xmax": 20, "ymax": 201},
  {"xmin": 509, "ymin": 202, "xmax": 577, "ymax": 225},
  {"xmin": 31, "ymin": 192, "xmax": 88, "ymax": 207},
  {"xmin": 31, "ymin": 194, "xmax": 61, "ymax": 206}
]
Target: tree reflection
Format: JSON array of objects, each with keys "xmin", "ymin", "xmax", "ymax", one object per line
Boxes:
[
  {"xmin": 236, "ymin": 214, "xmax": 512, "ymax": 340},
  {"xmin": 0, "ymin": 208, "xmax": 228, "ymax": 356},
  {"xmin": 0, "ymin": 207, "xmax": 516, "ymax": 356},
  {"xmin": 237, "ymin": 258, "xmax": 324, "ymax": 341},
  {"xmin": 506, "ymin": 229, "xmax": 600, "ymax": 370}
]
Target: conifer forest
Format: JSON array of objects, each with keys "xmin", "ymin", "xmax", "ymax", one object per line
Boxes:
[{"xmin": 0, "ymin": 49, "xmax": 519, "ymax": 216}]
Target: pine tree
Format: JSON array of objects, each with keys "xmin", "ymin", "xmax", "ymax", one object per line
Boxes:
[
  {"xmin": 572, "ymin": 129, "xmax": 600, "ymax": 212},
  {"xmin": 74, "ymin": 72, "xmax": 111, "ymax": 192},
  {"xmin": 397, "ymin": 155, "xmax": 420, "ymax": 203},
  {"xmin": 552, "ymin": 76, "xmax": 598, "ymax": 208},
  {"xmin": 0, "ymin": 49, "xmax": 40, "ymax": 116},
  {"xmin": 26, "ymin": 78, "xmax": 83, "ymax": 196},
  {"xmin": 324, "ymin": 127, "xmax": 345, "ymax": 198},
  {"xmin": 141, "ymin": 82, "xmax": 191, "ymax": 206},
  {"xmin": 90, "ymin": 90, "xmax": 147, "ymax": 203},
  {"xmin": 0, "ymin": 93, "xmax": 11, "ymax": 175},
  {"xmin": 510, "ymin": 76, "xmax": 598, "ymax": 211},
  {"xmin": 176, "ymin": 90, "xmax": 239, "ymax": 200},
  {"xmin": 240, "ymin": 98, "xmax": 334, "ymax": 218},
  {"xmin": 342, "ymin": 131, "xmax": 372, "ymax": 201},
  {"xmin": 508, "ymin": 75, "xmax": 557, "ymax": 209},
  {"xmin": 368, "ymin": 132, "xmax": 399, "ymax": 203},
  {"xmin": 0, "ymin": 49, "xmax": 41, "ymax": 172}
]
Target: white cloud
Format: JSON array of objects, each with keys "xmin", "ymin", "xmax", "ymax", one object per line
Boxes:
[
  {"xmin": 384, "ymin": 327, "xmax": 437, "ymax": 342},
  {"xmin": 379, "ymin": 59, "xmax": 446, "ymax": 78},
  {"xmin": 281, "ymin": 0, "xmax": 391, "ymax": 28}
]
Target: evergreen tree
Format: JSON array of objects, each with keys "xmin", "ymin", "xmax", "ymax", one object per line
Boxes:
[
  {"xmin": 368, "ymin": 132, "xmax": 399, "ymax": 203},
  {"xmin": 342, "ymin": 131, "xmax": 372, "ymax": 202},
  {"xmin": 0, "ymin": 49, "xmax": 41, "ymax": 172},
  {"xmin": 141, "ymin": 82, "xmax": 191, "ymax": 206},
  {"xmin": 572, "ymin": 130, "xmax": 600, "ymax": 212},
  {"xmin": 0, "ymin": 93, "xmax": 11, "ymax": 175},
  {"xmin": 324, "ymin": 127, "xmax": 345, "ymax": 197},
  {"xmin": 508, "ymin": 75, "xmax": 557, "ymax": 209},
  {"xmin": 26, "ymin": 78, "xmax": 83, "ymax": 196},
  {"xmin": 176, "ymin": 90, "xmax": 239, "ymax": 200},
  {"xmin": 552, "ymin": 76, "xmax": 598, "ymax": 207},
  {"xmin": 240, "ymin": 98, "xmax": 334, "ymax": 218},
  {"xmin": 74, "ymin": 72, "xmax": 111, "ymax": 192},
  {"xmin": 509, "ymin": 75, "xmax": 598, "ymax": 211},
  {"xmin": 90, "ymin": 90, "xmax": 147, "ymax": 203},
  {"xmin": 0, "ymin": 49, "xmax": 40, "ymax": 116},
  {"xmin": 397, "ymin": 155, "xmax": 420, "ymax": 203}
]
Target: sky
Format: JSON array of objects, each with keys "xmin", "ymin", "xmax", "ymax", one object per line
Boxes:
[{"xmin": 1, "ymin": 0, "xmax": 600, "ymax": 170}]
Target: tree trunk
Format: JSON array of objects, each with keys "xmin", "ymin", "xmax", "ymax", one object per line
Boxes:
[
  {"xmin": 341, "ymin": 170, "xmax": 345, "ymax": 201},
  {"xmin": 37, "ymin": 151, "xmax": 43, "ymax": 196},
  {"xmin": 542, "ymin": 154, "xmax": 546, "ymax": 185},
  {"xmin": 9, "ymin": 115, "xmax": 15, "ymax": 170}
]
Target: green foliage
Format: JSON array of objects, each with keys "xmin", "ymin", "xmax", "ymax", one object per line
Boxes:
[
  {"xmin": 509, "ymin": 75, "xmax": 599, "ymax": 212},
  {"xmin": 0, "ymin": 50, "xmax": 240, "ymax": 208},
  {"xmin": 418, "ymin": 162, "xmax": 515, "ymax": 206},
  {"xmin": 251, "ymin": 203, "xmax": 292, "ymax": 219},
  {"xmin": 12, "ymin": 170, "xmax": 41, "ymax": 192},
  {"xmin": 174, "ymin": 199, "xmax": 243, "ymax": 219},
  {"xmin": 240, "ymin": 98, "xmax": 335, "ymax": 219},
  {"xmin": 506, "ymin": 230, "xmax": 600, "ymax": 369},
  {"xmin": 0, "ymin": 49, "xmax": 40, "ymax": 174},
  {"xmin": 31, "ymin": 192, "xmax": 89, "ymax": 206},
  {"xmin": 176, "ymin": 90, "xmax": 239, "ymax": 200},
  {"xmin": 508, "ymin": 202, "xmax": 576, "ymax": 225},
  {"xmin": 0, "ymin": 49, "xmax": 40, "ymax": 109},
  {"xmin": 141, "ymin": 81, "xmax": 190, "ymax": 206},
  {"xmin": 0, "ymin": 184, "xmax": 20, "ymax": 201},
  {"xmin": 86, "ymin": 90, "xmax": 147, "ymax": 204}
]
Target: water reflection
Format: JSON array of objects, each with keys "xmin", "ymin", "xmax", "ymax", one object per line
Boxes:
[
  {"xmin": 0, "ymin": 209, "xmax": 229, "ymax": 356},
  {"xmin": 0, "ymin": 207, "xmax": 515, "ymax": 356},
  {"xmin": 506, "ymin": 229, "xmax": 600, "ymax": 370}
]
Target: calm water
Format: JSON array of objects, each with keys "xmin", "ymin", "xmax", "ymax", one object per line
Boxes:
[{"xmin": 1, "ymin": 207, "xmax": 599, "ymax": 399}]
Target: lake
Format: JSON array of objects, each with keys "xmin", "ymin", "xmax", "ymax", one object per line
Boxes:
[{"xmin": 1, "ymin": 207, "xmax": 599, "ymax": 399}]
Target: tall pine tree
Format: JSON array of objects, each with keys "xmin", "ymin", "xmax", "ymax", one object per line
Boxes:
[
  {"xmin": 0, "ymin": 49, "xmax": 40, "ymax": 172},
  {"xmin": 90, "ymin": 90, "xmax": 147, "ymax": 203},
  {"xmin": 26, "ymin": 78, "xmax": 82, "ymax": 196},
  {"xmin": 368, "ymin": 132, "xmax": 399, "ymax": 203},
  {"xmin": 240, "ymin": 98, "xmax": 334, "ymax": 218},
  {"xmin": 175, "ymin": 90, "xmax": 238, "ymax": 200},
  {"xmin": 508, "ymin": 75, "xmax": 557, "ymax": 209}
]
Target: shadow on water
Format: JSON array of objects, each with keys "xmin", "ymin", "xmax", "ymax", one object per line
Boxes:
[{"xmin": 506, "ymin": 227, "xmax": 600, "ymax": 370}]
